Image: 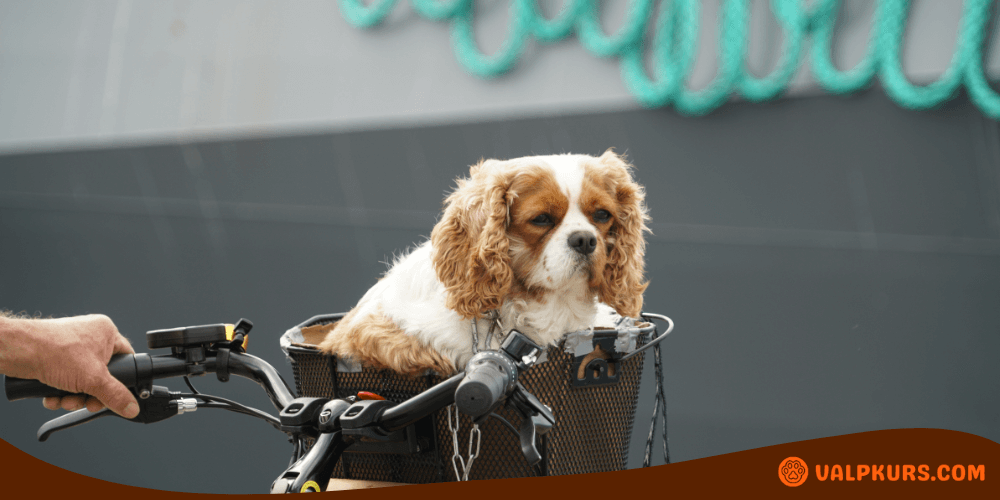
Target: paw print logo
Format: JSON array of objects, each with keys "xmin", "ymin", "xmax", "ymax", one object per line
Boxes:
[{"xmin": 779, "ymin": 457, "xmax": 808, "ymax": 487}]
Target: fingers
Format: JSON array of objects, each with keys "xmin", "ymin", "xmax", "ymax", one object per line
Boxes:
[
  {"xmin": 59, "ymin": 394, "xmax": 87, "ymax": 411},
  {"xmin": 85, "ymin": 396, "xmax": 106, "ymax": 413},
  {"xmin": 86, "ymin": 372, "xmax": 139, "ymax": 419},
  {"xmin": 92, "ymin": 314, "xmax": 133, "ymax": 355},
  {"xmin": 43, "ymin": 395, "xmax": 111, "ymax": 414},
  {"xmin": 113, "ymin": 332, "xmax": 134, "ymax": 355},
  {"xmin": 42, "ymin": 396, "xmax": 84, "ymax": 411}
]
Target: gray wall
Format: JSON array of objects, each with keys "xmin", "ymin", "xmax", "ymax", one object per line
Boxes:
[
  {"xmin": 1, "ymin": 88, "xmax": 998, "ymax": 493},
  {"xmin": 1, "ymin": 0, "xmax": 997, "ymax": 153}
]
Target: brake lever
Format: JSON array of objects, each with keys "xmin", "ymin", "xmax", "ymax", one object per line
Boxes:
[
  {"xmin": 508, "ymin": 382, "xmax": 554, "ymax": 466},
  {"xmin": 37, "ymin": 408, "xmax": 115, "ymax": 442},
  {"xmin": 35, "ymin": 385, "xmax": 191, "ymax": 441}
]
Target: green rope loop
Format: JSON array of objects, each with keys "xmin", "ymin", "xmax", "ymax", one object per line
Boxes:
[
  {"xmin": 576, "ymin": 0, "xmax": 655, "ymax": 58},
  {"xmin": 529, "ymin": 0, "xmax": 586, "ymax": 43},
  {"xmin": 451, "ymin": 0, "xmax": 532, "ymax": 77},
  {"xmin": 620, "ymin": 0, "xmax": 697, "ymax": 107},
  {"xmin": 337, "ymin": 0, "xmax": 1000, "ymax": 118},
  {"xmin": 737, "ymin": 0, "xmax": 807, "ymax": 102},
  {"xmin": 672, "ymin": 0, "xmax": 747, "ymax": 115},
  {"xmin": 809, "ymin": 0, "xmax": 880, "ymax": 93},
  {"xmin": 964, "ymin": 0, "xmax": 1000, "ymax": 117},
  {"xmin": 411, "ymin": 0, "xmax": 468, "ymax": 20},
  {"xmin": 877, "ymin": 0, "xmax": 967, "ymax": 110},
  {"xmin": 339, "ymin": 0, "xmax": 399, "ymax": 28}
]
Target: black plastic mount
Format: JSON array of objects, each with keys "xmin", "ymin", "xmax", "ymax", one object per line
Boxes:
[
  {"xmin": 506, "ymin": 382, "xmax": 554, "ymax": 466},
  {"xmin": 501, "ymin": 330, "xmax": 544, "ymax": 368},
  {"xmin": 571, "ymin": 331, "xmax": 623, "ymax": 388},
  {"xmin": 339, "ymin": 399, "xmax": 423, "ymax": 454},
  {"xmin": 146, "ymin": 324, "xmax": 229, "ymax": 350},
  {"xmin": 278, "ymin": 397, "xmax": 328, "ymax": 436}
]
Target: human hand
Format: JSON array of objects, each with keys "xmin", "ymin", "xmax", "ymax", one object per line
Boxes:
[{"xmin": 0, "ymin": 314, "xmax": 140, "ymax": 418}]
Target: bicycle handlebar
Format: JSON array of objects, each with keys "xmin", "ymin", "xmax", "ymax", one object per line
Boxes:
[
  {"xmin": 5, "ymin": 353, "xmax": 146, "ymax": 401},
  {"xmin": 2, "ymin": 340, "xmax": 514, "ymax": 434},
  {"xmin": 4, "ymin": 351, "xmax": 295, "ymax": 410},
  {"xmin": 378, "ymin": 372, "xmax": 464, "ymax": 432}
]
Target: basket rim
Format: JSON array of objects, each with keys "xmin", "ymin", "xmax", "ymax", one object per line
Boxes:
[
  {"xmin": 283, "ymin": 312, "xmax": 664, "ymax": 358},
  {"xmin": 288, "ymin": 313, "xmax": 657, "ymax": 338}
]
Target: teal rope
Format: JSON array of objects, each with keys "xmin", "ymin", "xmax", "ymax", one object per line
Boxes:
[
  {"xmin": 411, "ymin": 0, "xmax": 467, "ymax": 20},
  {"xmin": 809, "ymin": 0, "xmax": 880, "ymax": 94},
  {"xmin": 576, "ymin": 0, "xmax": 655, "ymax": 58},
  {"xmin": 530, "ymin": 0, "xmax": 587, "ymax": 43},
  {"xmin": 965, "ymin": 0, "xmax": 1000, "ymax": 117},
  {"xmin": 737, "ymin": 0, "xmax": 806, "ymax": 102},
  {"xmin": 620, "ymin": 0, "xmax": 697, "ymax": 107},
  {"xmin": 672, "ymin": 0, "xmax": 746, "ymax": 115},
  {"xmin": 339, "ymin": 0, "xmax": 399, "ymax": 27},
  {"xmin": 337, "ymin": 0, "xmax": 1000, "ymax": 118},
  {"xmin": 878, "ymin": 0, "xmax": 966, "ymax": 109},
  {"xmin": 451, "ymin": 0, "xmax": 532, "ymax": 77}
]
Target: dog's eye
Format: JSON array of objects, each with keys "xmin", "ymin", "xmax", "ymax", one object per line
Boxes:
[
  {"xmin": 530, "ymin": 214, "xmax": 553, "ymax": 226},
  {"xmin": 593, "ymin": 209, "xmax": 612, "ymax": 223}
]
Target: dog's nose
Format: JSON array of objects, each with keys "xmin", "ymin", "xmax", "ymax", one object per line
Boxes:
[{"xmin": 568, "ymin": 231, "xmax": 597, "ymax": 255}]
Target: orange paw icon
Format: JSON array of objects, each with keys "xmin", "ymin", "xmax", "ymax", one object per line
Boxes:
[{"xmin": 779, "ymin": 457, "xmax": 808, "ymax": 487}]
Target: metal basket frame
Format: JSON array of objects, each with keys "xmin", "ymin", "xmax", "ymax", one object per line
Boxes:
[{"xmin": 285, "ymin": 312, "xmax": 666, "ymax": 483}]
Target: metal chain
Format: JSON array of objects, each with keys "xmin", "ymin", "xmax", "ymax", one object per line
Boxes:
[
  {"xmin": 470, "ymin": 318, "xmax": 480, "ymax": 354},
  {"xmin": 485, "ymin": 310, "xmax": 503, "ymax": 350},
  {"xmin": 471, "ymin": 310, "xmax": 504, "ymax": 353},
  {"xmin": 446, "ymin": 404, "xmax": 481, "ymax": 481},
  {"xmin": 643, "ymin": 340, "xmax": 670, "ymax": 466},
  {"xmin": 457, "ymin": 311, "xmax": 496, "ymax": 480}
]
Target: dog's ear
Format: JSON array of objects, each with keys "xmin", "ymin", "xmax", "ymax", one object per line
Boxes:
[
  {"xmin": 431, "ymin": 160, "xmax": 515, "ymax": 319},
  {"xmin": 596, "ymin": 150, "xmax": 650, "ymax": 318}
]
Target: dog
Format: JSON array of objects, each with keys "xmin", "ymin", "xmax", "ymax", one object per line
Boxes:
[{"xmin": 318, "ymin": 150, "xmax": 649, "ymax": 376}]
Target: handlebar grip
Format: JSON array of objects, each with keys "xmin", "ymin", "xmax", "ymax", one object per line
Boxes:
[
  {"xmin": 4, "ymin": 353, "xmax": 138, "ymax": 402},
  {"xmin": 454, "ymin": 352, "xmax": 515, "ymax": 419},
  {"xmin": 3, "ymin": 377, "xmax": 75, "ymax": 401}
]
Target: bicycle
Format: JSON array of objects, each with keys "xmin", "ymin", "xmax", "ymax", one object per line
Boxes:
[{"xmin": 5, "ymin": 314, "xmax": 672, "ymax": 493}]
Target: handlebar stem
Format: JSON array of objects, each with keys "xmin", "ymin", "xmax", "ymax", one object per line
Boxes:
[{"xmin": 376, "ymin": 372, "xmax": 464, "ymax": 433}]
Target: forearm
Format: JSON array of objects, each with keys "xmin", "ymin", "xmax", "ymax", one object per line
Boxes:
[{"xmin": 0, "ymin": 312, "xmax": 48, "ymax": 379}]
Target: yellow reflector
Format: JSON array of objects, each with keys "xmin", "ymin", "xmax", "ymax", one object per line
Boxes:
[{"xmin": 223, "ymin": 324, "xmax": 249, "ymax": 351}]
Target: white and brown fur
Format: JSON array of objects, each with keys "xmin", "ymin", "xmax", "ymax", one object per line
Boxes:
[{"xmin": 319, "ymin": 150, "xmax": 650, "ymax": 376}]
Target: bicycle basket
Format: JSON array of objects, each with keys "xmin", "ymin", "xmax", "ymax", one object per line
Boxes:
[{"xmin": 281, "ymin": 312, "xmax": 661, "ymax": 483}]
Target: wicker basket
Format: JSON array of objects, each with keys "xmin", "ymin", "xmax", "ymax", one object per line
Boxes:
[{"xmin": 282, "ymin": 313, "xmax": 657, "ymax": 483}]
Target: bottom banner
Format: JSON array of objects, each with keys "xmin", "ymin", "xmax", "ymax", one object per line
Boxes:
[{"xmin": 1, "ymin": 428, "xmax": 996, "ymax": 498}]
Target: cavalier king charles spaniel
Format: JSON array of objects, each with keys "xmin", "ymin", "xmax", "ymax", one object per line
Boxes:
[{"xmin": 318, "ymin": 150, "xmax": 649, "ymax": 376}]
